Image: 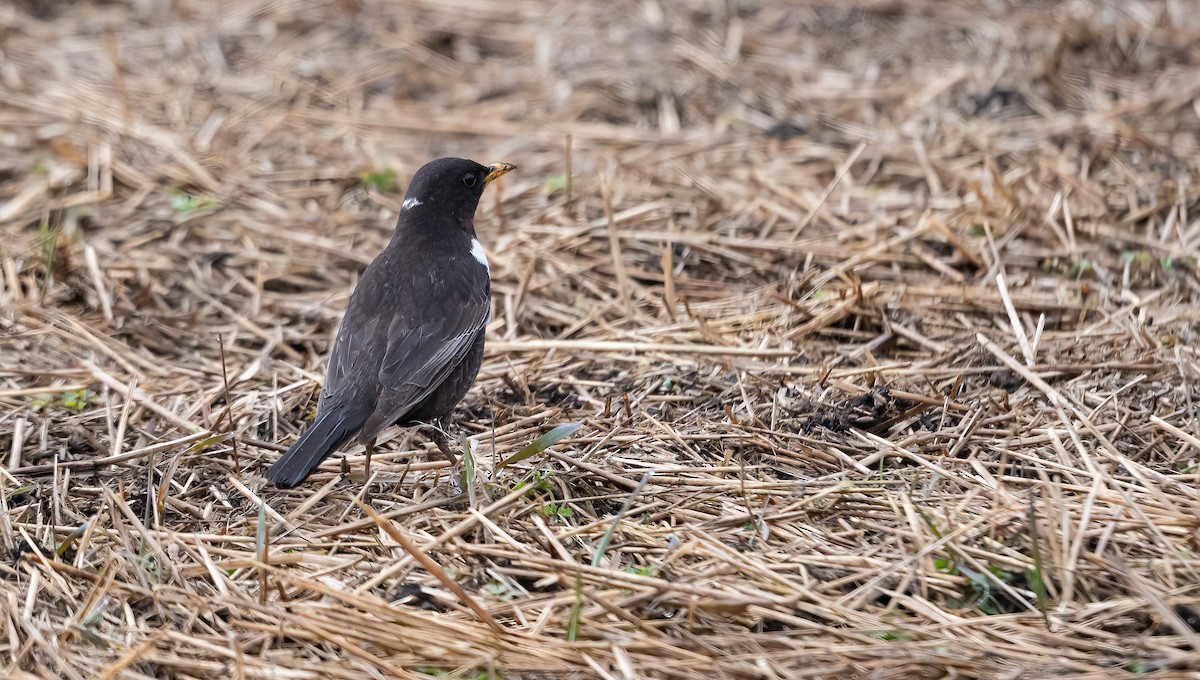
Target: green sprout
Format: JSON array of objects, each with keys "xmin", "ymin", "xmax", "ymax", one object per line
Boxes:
[{"xmin": 360, "ymin": 168, "xmax": 397, "ymax": 192}]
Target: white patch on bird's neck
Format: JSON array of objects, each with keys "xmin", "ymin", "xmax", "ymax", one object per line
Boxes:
[
  {"xmin": 402, "ymin": 197, "xmax": 422, "ymax": 210},
  {"xmin": 470, "ymin": 238, "xmax": 490, "ymax": 274}
]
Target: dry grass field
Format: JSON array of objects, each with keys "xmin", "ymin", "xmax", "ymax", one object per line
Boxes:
[{"xmin": 2, "ymin": 0, "xmax": 1200, "ymax": 677}]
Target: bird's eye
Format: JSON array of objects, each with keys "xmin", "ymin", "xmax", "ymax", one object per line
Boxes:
[{"xmin": 463, "ymin": 172, "xmax": 478, "ymax": 188}]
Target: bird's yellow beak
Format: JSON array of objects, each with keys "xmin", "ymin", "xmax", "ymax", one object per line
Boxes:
[{"xmin": 484, "ymin": 162, "xmax": 517, "ymax": 184}]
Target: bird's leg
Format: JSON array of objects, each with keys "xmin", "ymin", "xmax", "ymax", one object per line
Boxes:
[
  {"xmin": 428, "ymin": 422, "xmax": 458, "ymax": 467},
  {"xmin": 364, "ymin": 439, "xmax": 376, "ymax": 493}
]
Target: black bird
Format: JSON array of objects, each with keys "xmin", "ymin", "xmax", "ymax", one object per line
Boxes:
[{"xmin": 266, "ymin": 157, "xmax": 515, "ymax": 488}]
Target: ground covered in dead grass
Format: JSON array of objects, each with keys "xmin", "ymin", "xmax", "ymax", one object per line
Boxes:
[{"xmin": 2, "ymin": 0, "xmax": 1200, "ymax": 678}]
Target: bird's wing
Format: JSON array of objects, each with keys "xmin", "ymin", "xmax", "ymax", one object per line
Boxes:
[
  {"xmin": 360, "ymin": 288, "xmax": 489, "ymax": 438},
  {"xmin": 317, "ymin": 312, "xmax": 380, "ymax": 413}
]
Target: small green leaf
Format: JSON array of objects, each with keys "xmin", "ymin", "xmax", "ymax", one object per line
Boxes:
[
  {"xmin": 169, "ymin": 191, "xmax": 216, "ymax": 213},
  {"xmin": 1066, "ymin": 259, "xmax": 1092, "ymax": 277},
  {"xmin": 957, "ymin": 564, "xmax": 996, "ymax": 613},
  {"xmin": 60, "ymin": 389, "xmax": 94, "ymax": 411},
  {"xmin": 496, "ymin": 423, "xmax": 582, "ymax": 469},
  {"xmin": 987, "ymin": 566, "xmax": 1014, "ymax": 583},
  {"xmin": 5, "ymin": 485, "xmax": 37, "ymax": 500},
  {"xmin": 1122, "ymin": 250, "xmax": 1153, "ymax": 266},
  {"xmin": 480, "ymin": 581, "xmax": 517, "ymax": 600},
  {"xmin": 514, "ymin": 470, "xmax": 554, "ymax": 495},
  {"xmin": 960, "ymin": 564, "xmax": 988, "ymax": 589},
  {"xmin": 542, "ymin": 503, "xmax": 574, "ymax": 519},
  {"xmin": 865, "ymin": 630, "xmax": 911, "ymax": 641},
  {"xmin": 183, "ymin": 432, "xmax": 233, "ymax": 455},
  {"xmin": 28, "ymin": 395, "xmax": 52, "ymax": 411},
  {"xmin": 545, "ymin": 174, "xmax": 567, "ymax": 192},
  {"xmin": 622, "ymin": 565, "xmax": 655, "ymax": 577},
  {"xmin": 360, "ymin": 168, "xmax": 397, "ymax": 192}
]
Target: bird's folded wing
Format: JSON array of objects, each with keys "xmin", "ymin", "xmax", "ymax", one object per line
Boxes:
[
  {"xmin": 360, "ymin": 295, "xmax": 488, "ymax": 438},
  {"xmin": 318, "ymin": 314, "xmax": 380, "ymax": 412}
]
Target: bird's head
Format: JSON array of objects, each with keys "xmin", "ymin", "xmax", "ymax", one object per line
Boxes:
[{"xmin": 398, "ymin": 157, "xmax": 516, "ymax": 221}]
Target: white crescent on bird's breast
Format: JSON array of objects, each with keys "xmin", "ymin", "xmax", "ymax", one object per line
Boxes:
[{"xmin": 470, "ymin": 238, "xmax": 490, "ymax": 275}]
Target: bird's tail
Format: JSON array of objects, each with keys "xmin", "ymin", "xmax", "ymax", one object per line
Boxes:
[{"xmin": 266, "ymin": 411, "xmax": 361, "ymax": 488}]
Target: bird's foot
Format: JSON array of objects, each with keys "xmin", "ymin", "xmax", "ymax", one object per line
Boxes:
[{"xmin": 429, "ymin": 428, "xmax": 459, "ymax": 467}]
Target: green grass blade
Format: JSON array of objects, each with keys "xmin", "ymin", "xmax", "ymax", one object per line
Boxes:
[
  {"xmin": 462, "ymin": 436, "xmax": 477, "ymax": 508},
  {"xmin": 496, "ymin": 423, "xmax": 582, "ymax": 470},
  {"xmin": 566, "ymin": 572, "xmax": 584, "ymax": 642},
  {"xmin": 591, "ymin": 472, "xmax": 653, "ymax": 568}
]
